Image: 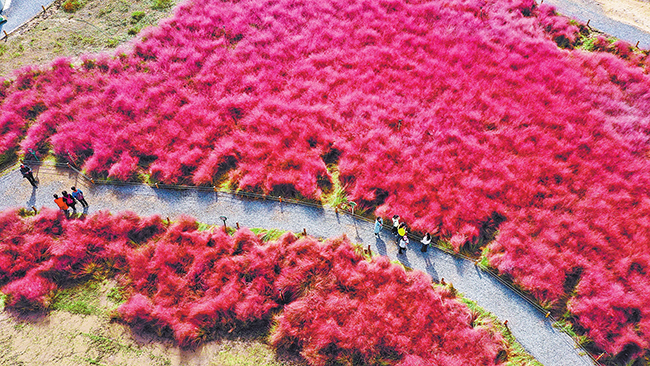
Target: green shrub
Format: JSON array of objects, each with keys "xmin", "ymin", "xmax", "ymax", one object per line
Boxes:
[
  {"xmin": 151, "ymin": 0, "xmax": 173, "ymax": 10},
  {"xmin": 127, "ymin": 27, "xmax": 141, "ymax": 35},
  {"xmin": 131, "ymin": 11, "xmax": 145, "ymax": 22},
  {"xmin": 106, "ymin": 38, "xmax": 120, "ymax": 48}
]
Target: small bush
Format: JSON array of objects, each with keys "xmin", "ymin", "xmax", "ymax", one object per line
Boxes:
[
  {"xmin": 151, "ymin": 0, "xmax": 172, "ymax": 10},
  {"xmin": 131, "ymin": 11, "xmax": 146, "ymax": 22},
  {"xmin": 62, "ymin": 0, "xmax": 82, "ymax": 13}
]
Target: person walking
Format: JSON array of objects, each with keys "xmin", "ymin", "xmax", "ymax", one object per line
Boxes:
[
  {"xmin": 20, "ymin": 164, "xmax": 37, "ymax": 187},
  {"xmin": 398, "ymin": 235, "xmax": 409, "ymax": 254},
  {"xmin": 397, "ymin": 222, "xmax": 407, "ymax": 238},
  {"xmin": 71, "ymin": 186, "xmax": 88, "ymax": 208},
  {"xmin": 53, "ymin": 194, "xmax": 69, "ymax": 218},
  {"xmin": 392, "ymin": 215, "xmax": 400, "ymax": 235},
  {"xmin": 421, "ymin": 233, "xmax": 432, "ymax": 252},
  {"xmin": 62, "ymin": 191, "xmax": 76, "ymax": 213},
  {"xmin": 374, "ymin": 217, "xmax": 383, "ymax": 238}
]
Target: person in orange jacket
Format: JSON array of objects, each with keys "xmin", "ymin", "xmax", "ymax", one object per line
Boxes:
[{"xmin": 53, "ymin": 194, "xmax": 69, "ymax": 218}]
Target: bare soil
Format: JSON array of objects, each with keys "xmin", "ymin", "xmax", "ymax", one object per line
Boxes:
[
  {"xmin": 0, "ymin": 311, "xmax": 300, "ymax": 366},
  {"xmin": 0, "ymin": 280, "xmax": 302, "ymax": 366}
]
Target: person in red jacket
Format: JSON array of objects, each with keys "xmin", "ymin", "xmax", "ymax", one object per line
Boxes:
[{"xmin": 53, "ymin": 194, "xmax": 69, "ymax": 218}]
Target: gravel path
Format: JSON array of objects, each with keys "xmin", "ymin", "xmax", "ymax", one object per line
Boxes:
[{"xmin": 0, "ymin": 164, "xmax": 597, "ymax": 366}]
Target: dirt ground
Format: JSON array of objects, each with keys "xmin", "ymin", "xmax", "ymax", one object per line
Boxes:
[
  {"xmin": 591, "ymin": 0, "xmax": 650, "ymax": 35},
  {"xmin": 0, "ymin": 311, "xmax": 299, "ymax": 366}
]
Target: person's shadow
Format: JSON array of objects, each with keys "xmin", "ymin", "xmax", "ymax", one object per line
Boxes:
[
  {"xmin": 375, "ymin": 235, "xmax": 387, "ymax": 256},
  {"xmin": 423, "ymin": 255, "xmax": 439, "ymax": 282},
  {"xmin": 26, "ymin": 186, "xmax": 37, "ymax": 208}
]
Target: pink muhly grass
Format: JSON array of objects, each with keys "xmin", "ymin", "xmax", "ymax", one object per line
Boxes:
[
  {"xmin": 119, "ymin": 293, "xmax": 154, "ymax": 323},
  {"xmin": 2, "ymin": 270, "xmax": 56, "ymax": 309},
  {"xmin": 108, "ymin": 152, "xmax": 139, "ymax": 180}
]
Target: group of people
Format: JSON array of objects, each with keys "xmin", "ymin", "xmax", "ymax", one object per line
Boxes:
[
  {"xmin": 53, "ymin": 187, "xmax": 88, "ymax": 217},
  {"xmin": 374, "ymin": 215, "xmax": 433, "ymax": 255},
  {"xmin": 20, "ymin": 162, "xmax": 90, "ymax": 217}
]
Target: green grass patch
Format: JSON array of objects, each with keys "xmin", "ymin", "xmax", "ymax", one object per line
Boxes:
[
  {"xmin": 477, "ymin": 246, "xmax": 491, "ymax": 268},
  {"xmin": 578, "ymin": 35, "xmax": 597, "ymax": 52},
  {"xmin": 106, "ymin": 285, "xmax": 127, "ymax": 305},
  {"xmin": 197, "ymin": 221, "xmax": 214, "ymax": 232},
  {"xmin": 436, "ymin": 239, "xmax": 455, "ymax": 253},
  {"xmin": 127, "ymin": 26, "xmax": 142, "ymax": 35},
  {"xmin": 322, "ymin": 167, "xmax": 349, "ymax": 209},
  {"xmin": 0, "ymin": 292, "xmax": 6, "ymax": 311},
  {"xmin": 0, "ymin": 0, "xmax": 178, "ymax": 77},
  {"xmin": 249, "ymin": 228, "xmax": 287, "ymax": 242},
  {"xmin": 51, "ymin": 279, "xmax": 125, "ymax": 315},
  {"xmin": 552, "ymin": 318, "xmax": 593, "ymax": 349},
  {"xmin": 17, "ymin": 207, "xmax": 37, "ymax": 217},
  {"xmin": 51, "ymin": 281, "xmax": 103, "ymax": 315}
]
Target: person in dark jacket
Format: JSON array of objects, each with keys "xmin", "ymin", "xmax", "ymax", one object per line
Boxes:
[
  {"xmin": 62, "ymin": 191, "xmax": 76, "ymax": 213},
  {"xmin": 71, "ymin": 186, "xmax": 88, "ymax": 208},
  {"xmin": 20, "ymin": 164, "xmax": 37, "ymax": 187}
]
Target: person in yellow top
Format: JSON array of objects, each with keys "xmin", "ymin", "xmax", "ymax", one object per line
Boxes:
[
  {"xmin": 397, "ymin": 223, "xmax": 407, "ymax": 237},
  {"xmin": 53, "ymin": 194, "xmax": 69, "ymax": 218}
]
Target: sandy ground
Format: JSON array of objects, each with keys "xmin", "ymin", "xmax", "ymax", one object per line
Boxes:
[
  {"xmin": 592, "ymin": 0, "xmax": 650, "ymax": 35},
  {"xmin": 0, "ymin": 282, "xmax": 299, "ymax": 366},
  {"xmin": 0, "ymin": 309, "xmax": 299, "ymax": 366}
]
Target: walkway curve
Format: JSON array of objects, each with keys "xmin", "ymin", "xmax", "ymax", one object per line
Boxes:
[
  {"xmin": 538, "ymin": 0, "xmax": 650, "ymax": 49},
  {"xmin": 0, "ymin": 163, "xmax": 596, "ymax": 366}
]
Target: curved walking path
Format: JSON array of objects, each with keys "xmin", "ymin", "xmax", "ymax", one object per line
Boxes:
[
  {"xmin": 540, "ymin": 0, "xmax": 650, "ymax": 48},
  {"xmin": 0, "ymin": 164, "xmax": 595, "ymax": 366}
]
